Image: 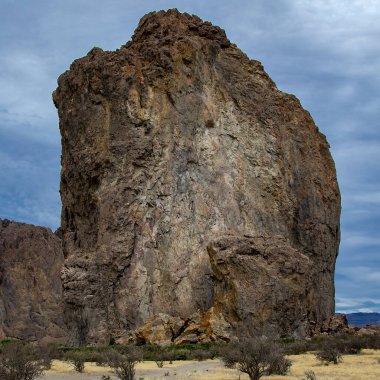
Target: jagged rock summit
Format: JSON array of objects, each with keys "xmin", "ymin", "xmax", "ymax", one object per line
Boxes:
[
  {"xmin": 54, "ymin": 9, "xmax": 340, "ymax": 345},
  {"xmin": 0, "ymin": 219, "xmax": 66, "ymax": 343}
]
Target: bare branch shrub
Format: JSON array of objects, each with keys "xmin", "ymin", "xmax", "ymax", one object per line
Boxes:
[
  {"xmin": 315, "ymin": 342, "xmax": 342, "ymax": 365},
  {"xmin": 190, "ymin": 349, "xmax": 213, "ymax": 361},
  {"xmin": 153, "ymin": 348, "xmax": 166, "ymax": 368},
  {"xmin": 303, "ymin": 370, "xmax": 317, "ymax": 380},
  {"xmin": 65, "ymin": 351, "xmax": 87, "ymax": 372},
  {"xmin": 220, "ymin": 337, "xmax": 292, "ymax": 380},
  {"xmin": 0, "ymin": 341, "xmax": 44, "ymax": 380},
  {"xmin": 105, "ymin": 346, "xmax": 142, "ymax": 380},
  {"xmin": 335, "ymin": 335, "xmax": 362, "ymax": 354},
  {"xmin": 365, "ymin": 334, "xmax": 380, "ymax": 349},
  {"xmin": 283, "ymin": 339, "xmax": 309, "ymax": 355},
  {"xmin": 162, "ymin": 351, "xmax": 175, "ymax": 364},
  {"xmin": 36, "ymin": 343, "xmax": 61, "ymax": 370}
]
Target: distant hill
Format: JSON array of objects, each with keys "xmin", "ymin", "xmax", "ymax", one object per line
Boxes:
[{"xmin": 342, "ymin": 313, "xmax": 380, "ymax": 327}]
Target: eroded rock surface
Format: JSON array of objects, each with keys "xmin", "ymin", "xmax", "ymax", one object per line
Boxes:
[
  {"xmin": 311, "ymin": 314, "xmax": 353, "ymax": 336},
  {"xmin": 208, "ymin": 235, "xmax": 313, "ymax": 338},
  {"xmin": 134, "ymin": 308, "xmax": 234, "ymax": 345},
  {"xmin": 0, "ymin": 219, "xmax": 66, "ymax": 343},
  {"xmin": 54, "ymin": 9, "xmax": 340, "ymax": 344}
]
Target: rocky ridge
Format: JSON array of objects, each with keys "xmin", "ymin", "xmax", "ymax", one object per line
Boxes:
[
  {"xmin": 0, "ymin": 219, "xmax": 66, "ymax": 343},
  {"xmin": 53, "ymin": 9, "xmax": 341, "ymax": 345}
]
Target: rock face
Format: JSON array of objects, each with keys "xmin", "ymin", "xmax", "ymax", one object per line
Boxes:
[
  {"xmin": 312, "ymin": 314, "xmax": 349, "ymax": 336},
  {"xmin": 0, "ymin": 219, "xmax": 66, "ymax": 343},
  {"xmin": 53, "ymin": 9, "xmax": 340, "ymax": 345},
  {"xmin": 208, "ymin": 235, "xmax": 313, "ymax": 338}
]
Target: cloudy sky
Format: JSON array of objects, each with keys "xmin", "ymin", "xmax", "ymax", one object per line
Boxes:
[{"xmin": 0, "ymin": 0, "xmax": 379, "ymax": 314}]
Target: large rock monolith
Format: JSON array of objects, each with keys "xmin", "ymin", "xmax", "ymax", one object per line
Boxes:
[{"xmin": 53, "ymin": 9, "xmax": 340, "ymax": 345}]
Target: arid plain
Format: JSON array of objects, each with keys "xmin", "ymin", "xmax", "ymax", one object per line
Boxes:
[{"xmin": 38, "ymin": 349, "xmax": 380, "ymax": 380}]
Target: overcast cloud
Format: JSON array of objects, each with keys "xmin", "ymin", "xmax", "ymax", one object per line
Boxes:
[{"xmin": 0, "ymin": 0, "xmax": 379, "ymax": 314}]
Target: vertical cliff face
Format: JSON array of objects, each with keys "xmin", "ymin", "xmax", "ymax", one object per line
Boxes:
[
  {"xmin": 0, "ymin": 219, "xmax": 66, "ymax": 343},
  {"xmin": 54, "ymin": 9, "xmax": 340, "ymax": 344}
]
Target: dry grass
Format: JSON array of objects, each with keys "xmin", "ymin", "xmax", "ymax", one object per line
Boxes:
[
  {"xmin": 277, "ymin": 349, "xmax": 380, "ymax": 380},
  {"xmin": 40, "ymin": 349, "xmax": 380, "ymax": 379}
]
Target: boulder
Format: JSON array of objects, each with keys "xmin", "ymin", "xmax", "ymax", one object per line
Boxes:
[
  {"xmin": 208, "ymin": 234, "xmax": 313, "ymax": 338},
  {"xmin": 134, "ymin": 308, "xmax": 235, "ymax": 345},
  {"xmin": 134, "ymin": 313, "xmax": 184, "ymax": 345}
]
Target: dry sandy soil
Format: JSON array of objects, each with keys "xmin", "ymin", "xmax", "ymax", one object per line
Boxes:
[{"xmin": 38, "ymin": 349, "xmax": 380, "ymax": 380}]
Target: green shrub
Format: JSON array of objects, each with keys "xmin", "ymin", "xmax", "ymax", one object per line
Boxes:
[
  {"xmin": 0, "ymin": 339, "xmax": 16, "ymax": 347},
  {"xmin": 190, "ymin": 349, "xmax": 213, "ymax": 361},
  {"xmin": 169, "ymin": 348, "xmax": 190, "ymax": 361}
]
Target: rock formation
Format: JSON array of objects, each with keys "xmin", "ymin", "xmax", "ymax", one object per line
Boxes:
[
  {"xmin": 312, "ymin": 314, "xmax": 350, "ymax": 336},
  {"xmin": 208, "ymin": 235, "xmax": 313, "ymax": 338},
  {"xmin": 53, "ymin": 9, "xmax": 340, "ymax": 345},
  {"xmin": 0, "ymin": 219, "xmax": 66, "ymax": 343}
]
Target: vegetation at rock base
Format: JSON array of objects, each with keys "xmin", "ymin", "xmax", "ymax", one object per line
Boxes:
[
  {"xmin": 154, "ymin": 348, "xmax": 165, "ymax": 368},
  {"xmin": 282, "ymin": 332, "xmax": 380, "ymax": 356},
  {"xmin": 220, "ymin": 337, "xmax": 291, "ymax": 380},
  {"xmin": 0, "ymin": 341, "xmax": 45, "ymax": 380},
  {"xmin": 104, "ymin": 346, "xmax": 143, "ymax": 380},
  {"xmin": 315, "ymin": 342, "xmax": 342, "ymax": 365},
  {"xmin": 1, "ymin": 332, "xmax": 379, "ymax": 380},
  {"xmin": 64, "ymin": 351, "xmax": 87, "ymax": 372}
]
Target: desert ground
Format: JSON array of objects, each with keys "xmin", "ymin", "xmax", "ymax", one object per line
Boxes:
[{"xmin": 37, "ymin": 349, "xmax": 380, "ymax": 380}]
